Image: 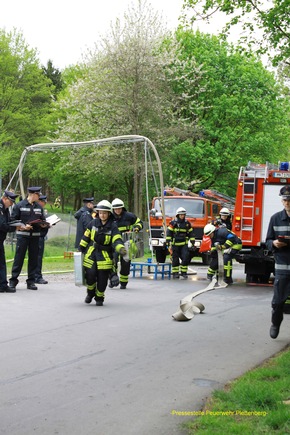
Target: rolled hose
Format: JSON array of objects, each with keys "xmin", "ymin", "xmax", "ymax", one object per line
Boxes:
[{"xmin": 172, "ymin": 250, "xmax": 228, "ymax": 321}]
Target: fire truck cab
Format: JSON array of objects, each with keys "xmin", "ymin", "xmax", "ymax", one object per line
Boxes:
[
  {"xmin": 149, "ymin": 187, "xmax": 233, "ymax": 264},
  {"xmin": 233, "ymin": 161, "xmax": 290, "ymax": 283}
]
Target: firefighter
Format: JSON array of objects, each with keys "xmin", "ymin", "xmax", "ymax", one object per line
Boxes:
[
  {"xmin": 212, "ymin": 207, "xmax": 232, "ymax": 230},
  {"xmin": 9, "ymin": 186, "xmax": 46, "ymax": 291},
  {"xmin": 79, "ymin": 200, "xmax": 126, "ymax": 306},
  {"xmin": 74, "ymin": 197, "xmax": 95, "ymax": 248},
  {"xmin": 266, "ymin": 185, "xmax": 290, "ymax": 339},
  {"xmin": 204, "ymin": 223, "xmax": 242, "ymax": 284},
  {"xmin": 111, "ymin": 198, "xmax": 143, "ymax": 289},
  {"xmin": 166, "ymin": 207, "xmax": 195, "ymax": 279}
]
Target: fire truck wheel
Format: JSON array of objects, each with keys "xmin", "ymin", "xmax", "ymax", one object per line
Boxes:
[{"xmin": 155, "ymin": 249, "xmax": 167, "ymax": 263}]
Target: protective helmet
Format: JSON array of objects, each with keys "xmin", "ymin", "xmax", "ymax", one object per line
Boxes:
[
  {"xmin": 220, "ymin": 207, "xmax": 230, "ymax": 215},
  {"xmin": 204, "ymin": 223, "xmax": 216, "ymax": 236},
  {"xmin": 176, "ymin": 207, "xmax": 187, "ymax": 216},
  {"xmin": 95, "ymin": 200, "xmax": 112, "ymax": 213},
  {"xmin": 112, "ymin": 198, "xmax": 125, "ymax": 209}
]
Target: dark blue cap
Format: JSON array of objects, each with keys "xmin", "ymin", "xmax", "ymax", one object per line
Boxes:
[
  {"xmin": 280, "ymin": 186, "xmax": 290, "ymax": 199},
  {"xmin": 28, "ymin": 186, "xmax": 42, "ymax": 194},
  {"xmin": 39, "ymin": 195, "xmax": 47, "ymax": 201},
  {"xmin": 4, "ymin": 190, "xmax": 18, "ymax": 203},
  {"xmin": 83, "ymin": 197, "xmax": 94, "ymax": 203}
]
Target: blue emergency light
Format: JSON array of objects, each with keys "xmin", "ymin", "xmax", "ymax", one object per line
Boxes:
[{"xmin": 279, "ymin": 162, "xmax": 289, "ymax": 171}]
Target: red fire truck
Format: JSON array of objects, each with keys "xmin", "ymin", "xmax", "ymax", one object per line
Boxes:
[
  {"xmin": 149, "ymin": 187, "xmax": 235, "ymax": 264},
  {"xmin": 233, "ymin": 161, "xmax": 290, "ymax": 283}
]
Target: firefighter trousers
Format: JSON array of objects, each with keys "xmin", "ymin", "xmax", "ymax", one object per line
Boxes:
[
  {"xmin": 10, "ymin": 235, "xmax": 39, "ymax": 286},
  {"xmin": 208, "ymin": 249, "xmax": 240, "ymax": 279},
  {"xmin": 172, "ymin": 245, "xmax": 190, "ymax": 274},
  {"xmin": 84, "ymin": 261, "xmax": 111, "ymax": 300},
  {"xmin": 271, "ymin": 275, "xmax": 290, "ymax": 326}
]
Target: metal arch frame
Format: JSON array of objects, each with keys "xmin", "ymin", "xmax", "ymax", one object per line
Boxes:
[{"xmin": 6, "ymin": 134, "xmax": 167, "ymax": 236}]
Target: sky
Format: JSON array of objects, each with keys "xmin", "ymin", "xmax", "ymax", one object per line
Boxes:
[{"xmin": 0, "ymin": 0, "xmax": 190, "ymax": 69}]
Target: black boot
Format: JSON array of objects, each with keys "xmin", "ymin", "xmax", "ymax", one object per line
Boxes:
[
  {"xmin": 95, "ymin": 296, "xmax": 104, "ymax": 306},
  {"xmin": 85, "ymin": 291, "xmax": 94, "ymax": 304}
]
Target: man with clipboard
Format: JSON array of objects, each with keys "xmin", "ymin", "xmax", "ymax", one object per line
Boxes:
[{"xmin": 9, "ymin": 187, "xmax": 46, "ymax": 291}]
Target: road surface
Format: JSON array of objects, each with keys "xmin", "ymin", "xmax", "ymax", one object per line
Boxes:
[{"xmin": 0, "ymin": 263, "xmax": 288, "ymax": 435}]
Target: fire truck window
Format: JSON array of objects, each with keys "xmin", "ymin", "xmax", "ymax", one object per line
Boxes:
[
  {"xmin": 212, "ymin": 204, "xmax": 219, "ymax": 216},
  {"xmin": 154, "ymin": 198, "xmax": 205, "ymax": 217},
  {"xmin": 244, "ymin": 179, "xmax": 257, "ymax": 194}
]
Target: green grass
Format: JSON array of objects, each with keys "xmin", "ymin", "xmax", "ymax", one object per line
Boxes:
[
  {"xmin": 5, "ymin": 235, "xmax": 76, "ymax": 274},
  {"xmin": 183, "ymin": 346, "xmax": 290, "ymax": 434}
]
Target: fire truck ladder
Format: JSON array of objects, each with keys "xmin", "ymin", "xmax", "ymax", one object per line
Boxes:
[
  {"xmin": 239, "ymin": 166, "xmax": 256, "ymax": 243},
  {"xmin": 200, "ymin": 189, "xmax": 236, "ymax": 210}
]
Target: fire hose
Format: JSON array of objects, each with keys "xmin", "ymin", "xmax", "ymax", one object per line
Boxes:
[{"xmin": 172, "ymin": 249, "xmax": 228, "ymax": 321}]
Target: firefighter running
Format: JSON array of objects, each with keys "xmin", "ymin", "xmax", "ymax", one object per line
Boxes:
[
  {"xmin": 79, "ymin": 200, "xmax": 127, "ymax": 306},
  {"xmin": 111, "ymin": 198, "xmax": 143, "ymax": 289},
  {"xmin": 166, "ymin": 207, "xmax": 195, "ymax": 279},
  {"xmin": 204, "ymin": 223, "xmax": 242, "ymax": 284}
]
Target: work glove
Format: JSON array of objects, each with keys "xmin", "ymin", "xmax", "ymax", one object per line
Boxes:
[
  {"xmin": 133, "ymin": 227, "xmax": 139, "ymax": 233},
  {"xmin": 119, "ymin": 247, "xmax": 127, "ymax": 257},
  {"xmin": 78, "ymin": 246, "xmax": 86, "ymax": 253},
  {"xmin": 109, "ymin": 273, "xmax": 120, "ymax": 288}
]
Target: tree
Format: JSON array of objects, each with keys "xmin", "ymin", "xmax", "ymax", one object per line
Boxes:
[
  {"xmin": 182, "ymin": 0, "xmax": 290, "ymax": 66},
  {"xmin": 0, "ymin": 29, "xmax": 53, "ymax": 186},
  {"xmin": 53, "ymin": 0, "xmax": 176, "ymax": 216},
  {"xmin": 42, "ymin": 59, "xmax": 63, "ymax": 97},
  {"xmin": 164, "ymin": 29, "xmax": 290, "ymax": 195}
]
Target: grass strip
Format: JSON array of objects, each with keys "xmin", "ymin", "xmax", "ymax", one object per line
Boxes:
[{"xmin": 183, "ymin": 345, "xmax": 290, "ymax": 434}]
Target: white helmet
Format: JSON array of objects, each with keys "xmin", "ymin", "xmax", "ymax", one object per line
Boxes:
[
  {"xmin": 220, "ymin": 207, "xmax": 230, "ymax": 215},
  {"xmin": 204, "ymin": 223, "xmax": 216, "ymax": 236},
  {"xmin": 112, "ymin": 198, "xmax": 125, "ymax": 209},
  {"xmin": 176, "ymin": 207, "xmax": 187, "ymax": 216},
  {"xmin": 95, "ymin": 200, "xmax": 112, "ymax": 212}
]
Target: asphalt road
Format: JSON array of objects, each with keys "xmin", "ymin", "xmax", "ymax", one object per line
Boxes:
[{"xmin": 0, "ymin": 263, "xmax": 289, "ymax": 435}]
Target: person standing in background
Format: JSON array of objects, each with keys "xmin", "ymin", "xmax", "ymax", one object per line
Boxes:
[
  {"xmin": 9, "ymin": 187, "xmax": 46, "ymax": 291},
  {"xmin": 0, "ymin": 190, "xmax": 19, "ymax": 293},
  {"xmin": 74, "ymin": 197, "xmax": 94, "ymax": 248}
]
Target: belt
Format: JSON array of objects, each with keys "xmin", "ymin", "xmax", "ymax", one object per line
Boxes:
[{"xmin": 16, "ymin": 231, "xmax": 40, "ymax": 237}]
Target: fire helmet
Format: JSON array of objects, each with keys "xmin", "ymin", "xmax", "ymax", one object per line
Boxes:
[
  {"xmin": 176, "ymin": 207, "xmax": 187, "ymax": 216},
  {"xmin": 204, "ymin": 223, "xmax": 216, "ymax": 236},
  {"xmin": 95, "ymin": 200, "xmax": 112, "ymax": 213},
  {"xmin": 220, "ymin": 207, "xmax": 230, "ymax": 215},
  {"xmin": 112, "ymin": 198, "xmax": 125, "ymax": 209}
]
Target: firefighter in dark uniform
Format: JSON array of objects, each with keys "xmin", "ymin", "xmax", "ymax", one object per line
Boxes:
[
  {"xmin": 79, "ymin": 200, "xmax": 126, "ymax": 306},
  {"xmin": 111, "ymin": 198, "xmax": 143, "ymax": 289},
  {"xmin": 35, "ymin": 195, "xmax": 50, "ymax": 284},
  {"xmin": 204, "ymin": 223, "xmax": 242, "ymax": 284},
  {"xmin": 212, "ymin": 207, "xmax": 232, "ymax": 230},
  {"xmin": 266, "ymin": 185, "xmax": 290, "ymax": 339},
  {"xmin": 9, "ymin": 187, "xmax": 46, "ymax": 291},
  {"xmin": 0, "ymin": 190, "xmax": 19, "ymax": 293},
  {"xmin": 74, "ymin": 197, "xmax": 95, "ymax": 248},
  {"xmin": 166, "ymin": 207, "xmax": 195, "ymax": 279}
]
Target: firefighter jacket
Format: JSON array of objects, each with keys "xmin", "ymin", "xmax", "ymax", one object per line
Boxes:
[
  {"xmin": 79, "ymin": 215, "xmax": 125, "ymax": 270},
  {"xmin": 113, "ymin": 210, "xmax": 143, "ymax": 234},
  {"xmin": 212, "ymin": 215, "xmax": 232, "ymax": 230},
  {"xmin": 11, "ymin": 199, "xmax": 45, "ymax": 237},
  {"xmin": 210, "ymin": 227, "xmax": 242, "ymax": 251},
  {"xmin": 166, "ymin": 217, "xmax": 195, "ymax": 247},
  {"xmin": 0, "ymin": 199, "xmax": 11, "ymax": 242},
  {"xmin": 266, "ymin": 209, "xmax": 290, "ymax": 275}
]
